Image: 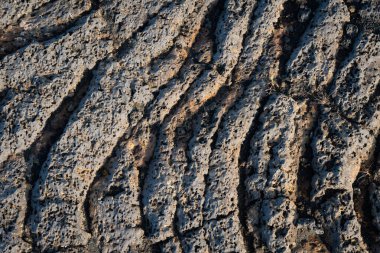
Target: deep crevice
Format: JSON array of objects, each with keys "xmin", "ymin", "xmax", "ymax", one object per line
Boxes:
[
  {"xmin": 23, "ymin": 64, "xmax": 98, "ymax": 250},
  {"xmin": 237, "ymin": 95, "xmax": 269, "ymax": 253},
  {"xmin": 275, "ymin": 0, "xmax": 319, "ymax": 91},
  {"xmin": 334, "ymin": 0, "xmax": 363, "ymax": 67},
  {"xmin": 210, "ymin": 0, "xmax": 227, "ymax": 57},
  {"xmin": 82, "ymin": 120, "xmax": 144, "ymax": 242},
  {"xmin": 315, "ymin": 188, "xmax": 346, "ymax": 204},
  {"xmin": 198, "ymin": 85, "xmax": 234, "ymax": 222},
  {"xmin": 137, "ymin": 125, "xmax": 159, "ymax": 238},
  {"xmin": 0, "ymin": 88, "xmax": 15, "ymax": 117},
  {"xmin": 143, "ymin": 0, "xmax": 228, "ymax": 231},
  {"xmin": 296, "ymin": 103, "xmax": 319, "ymax": 219},
  {"xmin": 151, "ymin": 243, "xmax": 162, "ymax": 253},
  {"xmin": 324, "ymin": 0, "xmax": 364, "ymax": 115},
  {"xmin": 0, "ymin": 0, "xmax": 102, "ymax": 60},
  {"xmin": 83, "ymin": 0, "xmax": 213, "ymax": 238},
  {"xmin": 115, "ymin": 0, "xmax": 180, "ymax": 60},
  {"xmin": 173, "ymin": 204, "xmax": 184, "ymax": 252},
  {"xmin": 197, "ymin": 0, "xmax": 263, "ymax": 241},
  {"xmin": 134, "ymin": 3, "xmax": 222, "ymax": 235},
  {"xmin": 353, "ymin": 133, "xmax": 380, "ymax": 252}
]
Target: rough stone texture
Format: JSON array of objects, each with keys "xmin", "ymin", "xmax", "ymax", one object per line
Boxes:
[{"xmin": 0, "ymin": 0, "xmax": 379, "ymax": 252}]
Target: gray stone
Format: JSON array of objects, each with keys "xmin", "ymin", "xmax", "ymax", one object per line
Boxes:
[{"xmin": 0, "ymin": 0, "xmax": 379, "ymax": 252}]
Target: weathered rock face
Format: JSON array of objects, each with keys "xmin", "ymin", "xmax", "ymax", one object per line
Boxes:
[{"xmin": 0, "ymin": 0, "xmax": 379, "ymax": 252}]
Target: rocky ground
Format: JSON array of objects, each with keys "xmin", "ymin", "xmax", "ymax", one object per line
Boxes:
[{"xmin": 0, "ymin": 0, "xmax": 379, "ymax": 252}]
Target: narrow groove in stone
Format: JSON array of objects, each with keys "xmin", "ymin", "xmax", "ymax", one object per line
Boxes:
[
  {"xmin": 0, "ymin": 0, "xmax": 101, "ymax": 60},
  {"xmin": 210, "ymin": 0, "xmax": 227, "ymax": 56},
  {"xmin": 138, "ymin": 124, "xmax": 159, "ymax": 238},
  {"xmin": 353, "ymin": 133, "xmax": 380, "ymax": 252},
  {"xmin": 276, "ymin": 0, "xmax": 319, "ymax": 90},
  {"xmin": 295, "ymin": 103, "xmax": 318, "ymax": 219},
  {"xmin": 325, "ymin": 0, "xmax": 364, "ymax": 106},
  {"xmin": 237, "ymin": 106, "xmax": 262, "ymax": 253},
  {"xmin": 115, "ymin": 0, "xmax": 181, "ymax": 60},
  {"xmin": 173, "ymin": 203, "xmax": 184, "ymax": 252},
  {"xmin": 83, "ymin": 4, "xmax": 214, "ymax": 239},
  {"xmin": 82, "ymin": 127, "xmax": 133, "ymax": 236},
  {"xmin": 23, "ymin": 63, "xmax": 99, "ymax": 249},
  {"xmin": 1, "ymin": 0, "xmax": 378, "ymax": 251}
]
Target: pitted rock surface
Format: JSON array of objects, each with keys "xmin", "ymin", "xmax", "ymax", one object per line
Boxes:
[{"xmin": 0, "ymin": 0, "xmax": 379, "ymax": 252}]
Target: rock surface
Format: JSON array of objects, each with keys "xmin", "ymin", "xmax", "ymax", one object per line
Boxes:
[{"xmin": 0, "ymin": 0, "xmax": 379, "ymax": 252}]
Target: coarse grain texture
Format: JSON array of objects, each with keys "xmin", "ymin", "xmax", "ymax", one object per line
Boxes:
[{"xmin": 0, "ymin": 0, "xmax": 379, "ymax": 252}]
